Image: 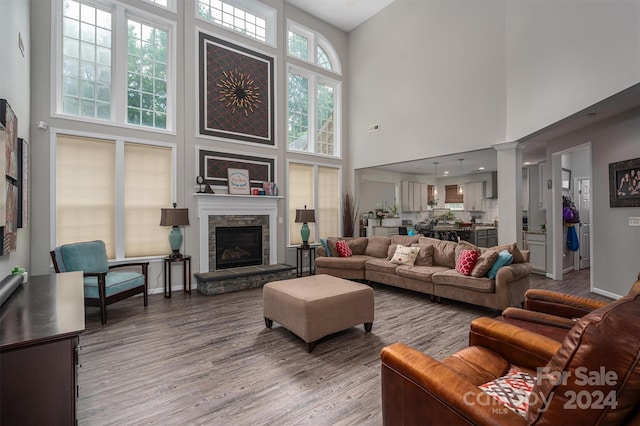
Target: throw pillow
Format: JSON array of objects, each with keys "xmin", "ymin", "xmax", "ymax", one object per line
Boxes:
[
  {"xmin": 492, "ymin": 243, "xmax": 525, "ymax": 264},
  {"xmin": 456, "ymin": 241, "xmax": 480, "ymax": 262},
  {"xmin": 335, "ymin": 240, "xmax": 352, "ymax": 257},
  {"xmin": 455, "ymin": 249, "xmax": 479, "ymax": 276},
  {"xmin": 479, "ymin": 366, "xmax": 535, "ymax": 418},
  {"xmin": 346, "ymin": 237, "xmax": 368, "ymax": 255},
  {"xmin": 326, "ymin": 237, "xmax": 342, "ymax": 257},
  {"xmin": 487, "ymin": 249, "xmax": 513, "ymax": 279},
  {"xmin": 320, "ymin": 238, "xmax": 332, "ymax": 257},
  {"xmin": 471, "ymin": 250, "xmax": 499, "ymax": 277},
  {"xmin": 389, "ymin": 244, "xmax": 420, "ymax": 266},
  {"xmin": 386, "ymin": 244, "xmax": 398, "ymax": 260},
  {"xmin": 411, "ymin": 243, "xmax": 434, "ymax": 266}
]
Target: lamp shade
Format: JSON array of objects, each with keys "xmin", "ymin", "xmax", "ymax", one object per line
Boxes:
[
  {"xmin": 160, "ymin": 208, "xmax": 190, "ymax": 226},
  {"xmin": 295, "ymin": 208, "xmax": 315, "ymax": 223}
]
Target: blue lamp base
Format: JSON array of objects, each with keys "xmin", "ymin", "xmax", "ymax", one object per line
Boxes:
[
  {"xmin": 168, "ymin": 226, "xmax": 183, "ymax": 258},
  {"xmin": 300, "ymin": 222, "xmax": 310, "ymax": 248}
]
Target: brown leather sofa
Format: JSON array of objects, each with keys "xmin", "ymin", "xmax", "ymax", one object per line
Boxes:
[
  {"xmin": 500, "ymin": 272, "xmax": 640, "ymax": 341},
  {"xmin": 381, "ymin": 291, "xmax": 640, "ymax": 425}
]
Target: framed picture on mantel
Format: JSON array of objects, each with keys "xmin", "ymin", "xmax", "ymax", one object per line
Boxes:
[{"xmin": 227, "ymin": 168, "xmax": 250, "ymax": 195}]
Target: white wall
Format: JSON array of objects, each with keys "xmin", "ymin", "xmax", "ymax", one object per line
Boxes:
[
  {"xmin": 506, "ymin": 0, "xmax": 640, "ymax": 141},
  {"xmin": 348, "ymin": 0, "xmax": 507, "ymax": 170},
  {"xmin": 0, "ymin": 0, "xmax": 30, "ymax": 278}
]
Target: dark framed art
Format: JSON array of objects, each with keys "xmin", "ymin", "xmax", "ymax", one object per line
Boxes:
[
  {"xmin": 609, "ymin": 157, "xmax": 640, "ymax": 207},
  {"xmin": 0, "ymin": 99, "xmax": 18, "ymax": 180},
  {"xmin": 199, "ymin": 32, "xmax": 274, "ymax": 145},
  {"xmin": 17, "ymin": 138, "xmax": 28, "ymax": 228}
]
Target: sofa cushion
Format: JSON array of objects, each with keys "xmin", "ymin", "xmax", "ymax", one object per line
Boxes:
[
  {"xmin": 395, "ymin": 265, "xmax": 450, "ymax": 283},
  {"xmin": 455, "ymin": 249, "xmax": 479, "ymax": 276},
  {"xmin": 471, "ymin": 250, "xmax": 499, "ymax": 278},
  {"xmin": 487, "ymin": 250, "xmax": 514, "ymax": 279},
  {"xmin": 320, "ymin": 238, "xmax": 332, "ymax": 257},
  {"xmin": 418, "ymin": 237, "xmax": 456, "ymax": 268},
  {"xmin": 326, "ymin": 237, "xmax": 342, "ymax": 257},
  {"xmin": 365, "ymin": 258, "xmax": 398, "ymax": 274},
  {"xmin": 432, "ymin": 269, "xmax": 495, "ymax": 293},
  {"xmin": 347, "ymin": 237, "xmax": 368, "ymax": 255},
  {"xmin": 336, "ymin": 240, "xmax": 352, "ymax": 257},
  {"xmin": 489, "ymin": 243, "xmax": 525, "ymax": 264},
  {"xmin": 389, "ymin": 245, "xmax": 420, "ymax": 266},
  {"xmin": 390, "ymin": 235, "xmax": 420, "ymax": 246},
  {"xmin": 364, "ymin": 236, "xmax": 391, "ymax": 258},
  {"xmin": 315, "ymin": 255, "xmax": 372, "ymax": 270},
  {"xmin": 411, "ymin": 243, "xmax": 434, "ymax": 266}
]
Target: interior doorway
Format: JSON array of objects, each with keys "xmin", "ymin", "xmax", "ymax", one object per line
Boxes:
[{"xmin": 575, "ymin": 177, "xmax": 591, "ymax": 270}]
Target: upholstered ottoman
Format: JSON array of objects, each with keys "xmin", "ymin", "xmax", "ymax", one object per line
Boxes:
[{"xmin": 263, "ymin": 274, "xmax": 374, "ymax": 352}]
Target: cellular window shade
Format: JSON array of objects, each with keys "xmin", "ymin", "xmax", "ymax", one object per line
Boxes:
[
  {"xmin": 57, "ymin": 135, "xmax": 116, "ymax": 257},
  {"xmin": 289, "ymin": 163, "xmax": 314, "ymax": 245},
  {"xmin": 317, "ymin": 166, "xmax": 339, "ymax": 239},
  {"xmin": 445, "ymin": 185, "xmax": 464, "ymax": 203},
  {"xmin": 124, "ymin": 143, "xmax": 172, "ymax": 257}
]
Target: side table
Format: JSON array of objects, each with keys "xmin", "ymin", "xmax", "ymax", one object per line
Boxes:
[
  {"xmin": 296, "ymin": 246, "xmax": 316, "ymax": 277},
  {"xmin": 164, "ymin": 255, "xmax": 191, "ymax": 298}
]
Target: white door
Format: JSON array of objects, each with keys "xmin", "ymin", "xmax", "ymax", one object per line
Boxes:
[{"xmin": 576, "ymin": 178, "xmax": 591, "ymax": 269}]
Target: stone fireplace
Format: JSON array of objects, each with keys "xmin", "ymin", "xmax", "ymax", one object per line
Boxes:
[
  {"xmin": 195, "ymin": 194, "xmax": 281, "ymax": 272},
  {"xmin": 210, "ymin": 219, "xmax": 267, "ymax": 270}
]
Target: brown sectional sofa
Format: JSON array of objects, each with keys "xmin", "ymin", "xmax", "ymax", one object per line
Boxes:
[{"xmin": 315, "ymin": 235, "xmax": 531, "ymax": 311}]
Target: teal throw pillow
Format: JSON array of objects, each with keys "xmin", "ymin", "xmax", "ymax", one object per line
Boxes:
[
  {"xmin": 487, "ymin": 249, "xmax": 513, "ymax": 279},
  {"xmin": 320, "ymin": 238, "xmax": 332, "ymax": 257}
]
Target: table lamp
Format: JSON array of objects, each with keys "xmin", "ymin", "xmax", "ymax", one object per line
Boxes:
[
  {"xmin": 160, "ymin": 203, "xmax": 190, "ymax": 258},
  {"xmin": 295, "ymin": 205, "xmax": 315, "ymax": 248}
]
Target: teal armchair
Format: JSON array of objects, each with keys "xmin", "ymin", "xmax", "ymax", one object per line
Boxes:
[{"xmin": 50, "ymin": 240, "xmax": 148, "ymax": 324}]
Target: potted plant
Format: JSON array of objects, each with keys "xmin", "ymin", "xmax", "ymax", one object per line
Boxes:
[{"xmin": 12, "ymin": 266, "xmax": 27, "ymax": 284}]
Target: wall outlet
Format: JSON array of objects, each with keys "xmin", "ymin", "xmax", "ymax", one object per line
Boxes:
[
  {"xmin": 629, "ymin": 217, "xmax": 640, "ymax": 227},
  {"xmin": 368, "ymin": 123, "xmax": 380, "ymax": 132}
]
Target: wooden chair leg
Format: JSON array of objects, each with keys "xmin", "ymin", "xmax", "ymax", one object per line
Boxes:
[{"xmin": 100, "ymin": 301, "xmax": 107, "ymax": 325}]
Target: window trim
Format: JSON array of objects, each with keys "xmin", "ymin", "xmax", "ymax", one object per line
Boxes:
[
  {"xmin": 286, "ymin": 158, "xmax": 342, "ymax": 246},
  {"xmin": 141, "ymin": 0, "xmax": 177, "ymax": 13},
  {"xmin": 287, "ymin": 20, "xmax": 342, "ymax": 75},
  {"xmin": 195, "ymin": 0, "xmax": 277, "ymax": 47},
  {"xmin": 50, "ymin": 127, "xmax": 177, "ymax": 261},
  {"xmin": 51, "ymin": 0, "xmax": 177, "ymax": 133},
  {"xmin": 287, "ymin": 64, "xmax": 341, "ymax": 159}
]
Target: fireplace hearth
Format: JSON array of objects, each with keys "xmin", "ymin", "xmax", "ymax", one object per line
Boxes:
[{"xmin": 216, "ymin": 226, "xmax": 262, "ymax": 269}]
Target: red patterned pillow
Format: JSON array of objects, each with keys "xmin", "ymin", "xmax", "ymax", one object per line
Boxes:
[
  {"xmin": 336, "ymin": 240, "xmax": 352, "ymax": 257},
  {"xmin": 479, "ymin": 366, "xmax": 535, "ymax": 418},
  {"xmin": 455, "ymin": 249, "xmax": 479, "ymax": 276}
]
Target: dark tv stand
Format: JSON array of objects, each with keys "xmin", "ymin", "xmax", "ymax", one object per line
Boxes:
[{"xmin": 1, "ymin": 272, "xmax": 85, "ymax": 425}]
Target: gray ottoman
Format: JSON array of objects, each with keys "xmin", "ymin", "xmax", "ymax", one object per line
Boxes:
[{"xmin": 263, "ymin": 274, "xmax": 374, "ymax": 352}]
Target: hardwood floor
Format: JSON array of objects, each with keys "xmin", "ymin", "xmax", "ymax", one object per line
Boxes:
[{"xmin": 77, "ymin": 269, "xmax": 609, "ymax": 425}]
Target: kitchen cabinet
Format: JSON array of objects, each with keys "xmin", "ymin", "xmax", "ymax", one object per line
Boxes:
[
  {"xmin": 401, "ymin": 181, "xmax": 425, "ymax": 212},
  {"xmin": 464, "ymin": 182, "xmax": 485, "ymax": 211},
  {"xmin": 522, "ymin": 168, "xmax": 529, "ymax": 211},
  {"xmin": 467, "ymin": 228, "xmax": 498, "ymax": 248},
  {"xmin": 525, "ymin": 232, "xmax": 547, "ymax": 274}
]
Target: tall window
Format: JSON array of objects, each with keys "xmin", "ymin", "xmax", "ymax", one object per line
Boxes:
[
  {"xmin": 196, "ymin": 0, "xmax": 276, "ymax": 46},
  {"xmin": 288, "ymin": 162, "xmax": 340, "ymax": 245},
  {"xmin": 58, "ymin": 0, "xmax": 174, "ymax": 130},
  {"xmin": 55, "ymin": 133, "xmax": 174, "ymax": 259},
  {"xmin": 288, "ymin": 67, "xmax": 340, "ymax": 157}
]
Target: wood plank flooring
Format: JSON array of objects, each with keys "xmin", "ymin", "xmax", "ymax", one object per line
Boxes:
[{"xmin": 77, "ymin": 269, "xmax": 608, "ymax": 425}]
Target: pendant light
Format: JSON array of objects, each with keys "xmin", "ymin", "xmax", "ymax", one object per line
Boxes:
[{"xmin": 457, "ymin": 159, "xmax": 464, "ymax": 195}]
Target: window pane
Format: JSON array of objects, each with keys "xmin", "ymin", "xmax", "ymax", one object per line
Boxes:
[
  {"xmin": 317, "ymin": 45, "xmax": 332, "ymax": 70},
  {"xmin": 197, "ymin": 0, "xmax": 271, "ymax": 43},
  {"xmin": 127, "ymin": 18, "xmax": 168, "ymax": 129},
  {"xmin": 317, "ymin": 82, "xmax": 335, "ymax": 156},
  {"xmin": 124, "ymin": 143, "xmax": 172, "ymax": 257},
  {"xmin": 288, "ymin": 31, "xmax": 308, "ymax": 60},
  {"xmin": 62, "ymin": 0, "xmax": 111, "ymax": 119},
  {"xmin": 288, "ymin": 163, "xmax": 314, "ymax": 245},
  {"xmin": 288, "ymin": 72, "xmax": 309, "ymax": 152},
  {"xmin": 56, "ymin": 135, "xmax": 116, "ymax": 257},
  {"xmin": 317, "ymin": 166, "xmax": 339, "ymax": 239}
]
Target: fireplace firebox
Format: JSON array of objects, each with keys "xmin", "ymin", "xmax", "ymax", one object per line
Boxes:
[{"xmin": 215, "ymin": 226, "xmax": 263, "ymax": 269}]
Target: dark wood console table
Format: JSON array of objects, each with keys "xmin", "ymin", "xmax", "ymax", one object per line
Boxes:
[{"xmin": 0, "ymin": 271, "xmax": 85, "ymax": 425}]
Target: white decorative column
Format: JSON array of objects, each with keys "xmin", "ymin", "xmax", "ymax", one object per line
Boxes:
[
  {"xmin": 493, "ymin": 141, "xmax": 524, "ymax": 248},
  {"xmin": 194, "ymin": 194, "xmax": 283, "ymax": 272}
]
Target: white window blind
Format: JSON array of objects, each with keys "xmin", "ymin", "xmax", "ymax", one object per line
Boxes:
[
  {"xmin": 124, "ymin": 143, "xmax": 172, "ymax": 257},
  {"xmin": 57, "ymin": 135, "xmax": 116, "ymax": 257},
  {"xmin": 317, "ymin": 166, "xmax": 339, "ymax": 239},
  {"xmin": 288, "ymin": 163, "xmax": 314, "ymax": 246}
]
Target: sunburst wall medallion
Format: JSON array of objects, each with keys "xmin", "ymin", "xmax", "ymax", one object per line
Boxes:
[{"xmin": 217, "ymin": 69, "xmax": 261, "ymax": 116}]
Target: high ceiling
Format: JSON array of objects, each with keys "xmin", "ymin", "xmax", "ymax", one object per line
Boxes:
[{"xmin": 285, "ymin": 0, "xmax": 394, "ymax": 32}]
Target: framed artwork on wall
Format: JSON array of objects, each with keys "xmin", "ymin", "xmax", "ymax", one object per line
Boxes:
[
  {"xmin": 198, "ymin": 32, "xmax": 275, "ymax": 145},
  {"xmin": 609, "ymin": 157, "xmax": 640, "ymax": 207},
  {"xmin": 18, "ymin": 138, "xmax": 28, "ymax": 228},
  {"xmin": 0, "ymin": 99, "xmax": 18, "ymax": 181},
  {"xmin": 561, "ymin": 168, "xmax": 571, "ymax": 190},
  {"xmin": 227, "ymin": 168, "xmax": 250, "ymax": 195}
]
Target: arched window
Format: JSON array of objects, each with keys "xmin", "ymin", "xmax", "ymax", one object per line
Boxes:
[{"xmin": 287, "ymin": 21, "xmax": 341, "ymax": 75}]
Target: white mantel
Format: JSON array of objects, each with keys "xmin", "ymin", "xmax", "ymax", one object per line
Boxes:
[{"xmin": 194, "ymin": 194, "xmax": 283, "ymax": 272}]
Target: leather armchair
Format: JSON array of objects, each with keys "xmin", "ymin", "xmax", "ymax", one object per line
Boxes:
[
  {"xmin": 501, "ymin": 272, "xmax": 640, "ymax": 341},
  {"xmin": 381, "ymin": 292, "xmax": 640, "ymax": 425}
]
